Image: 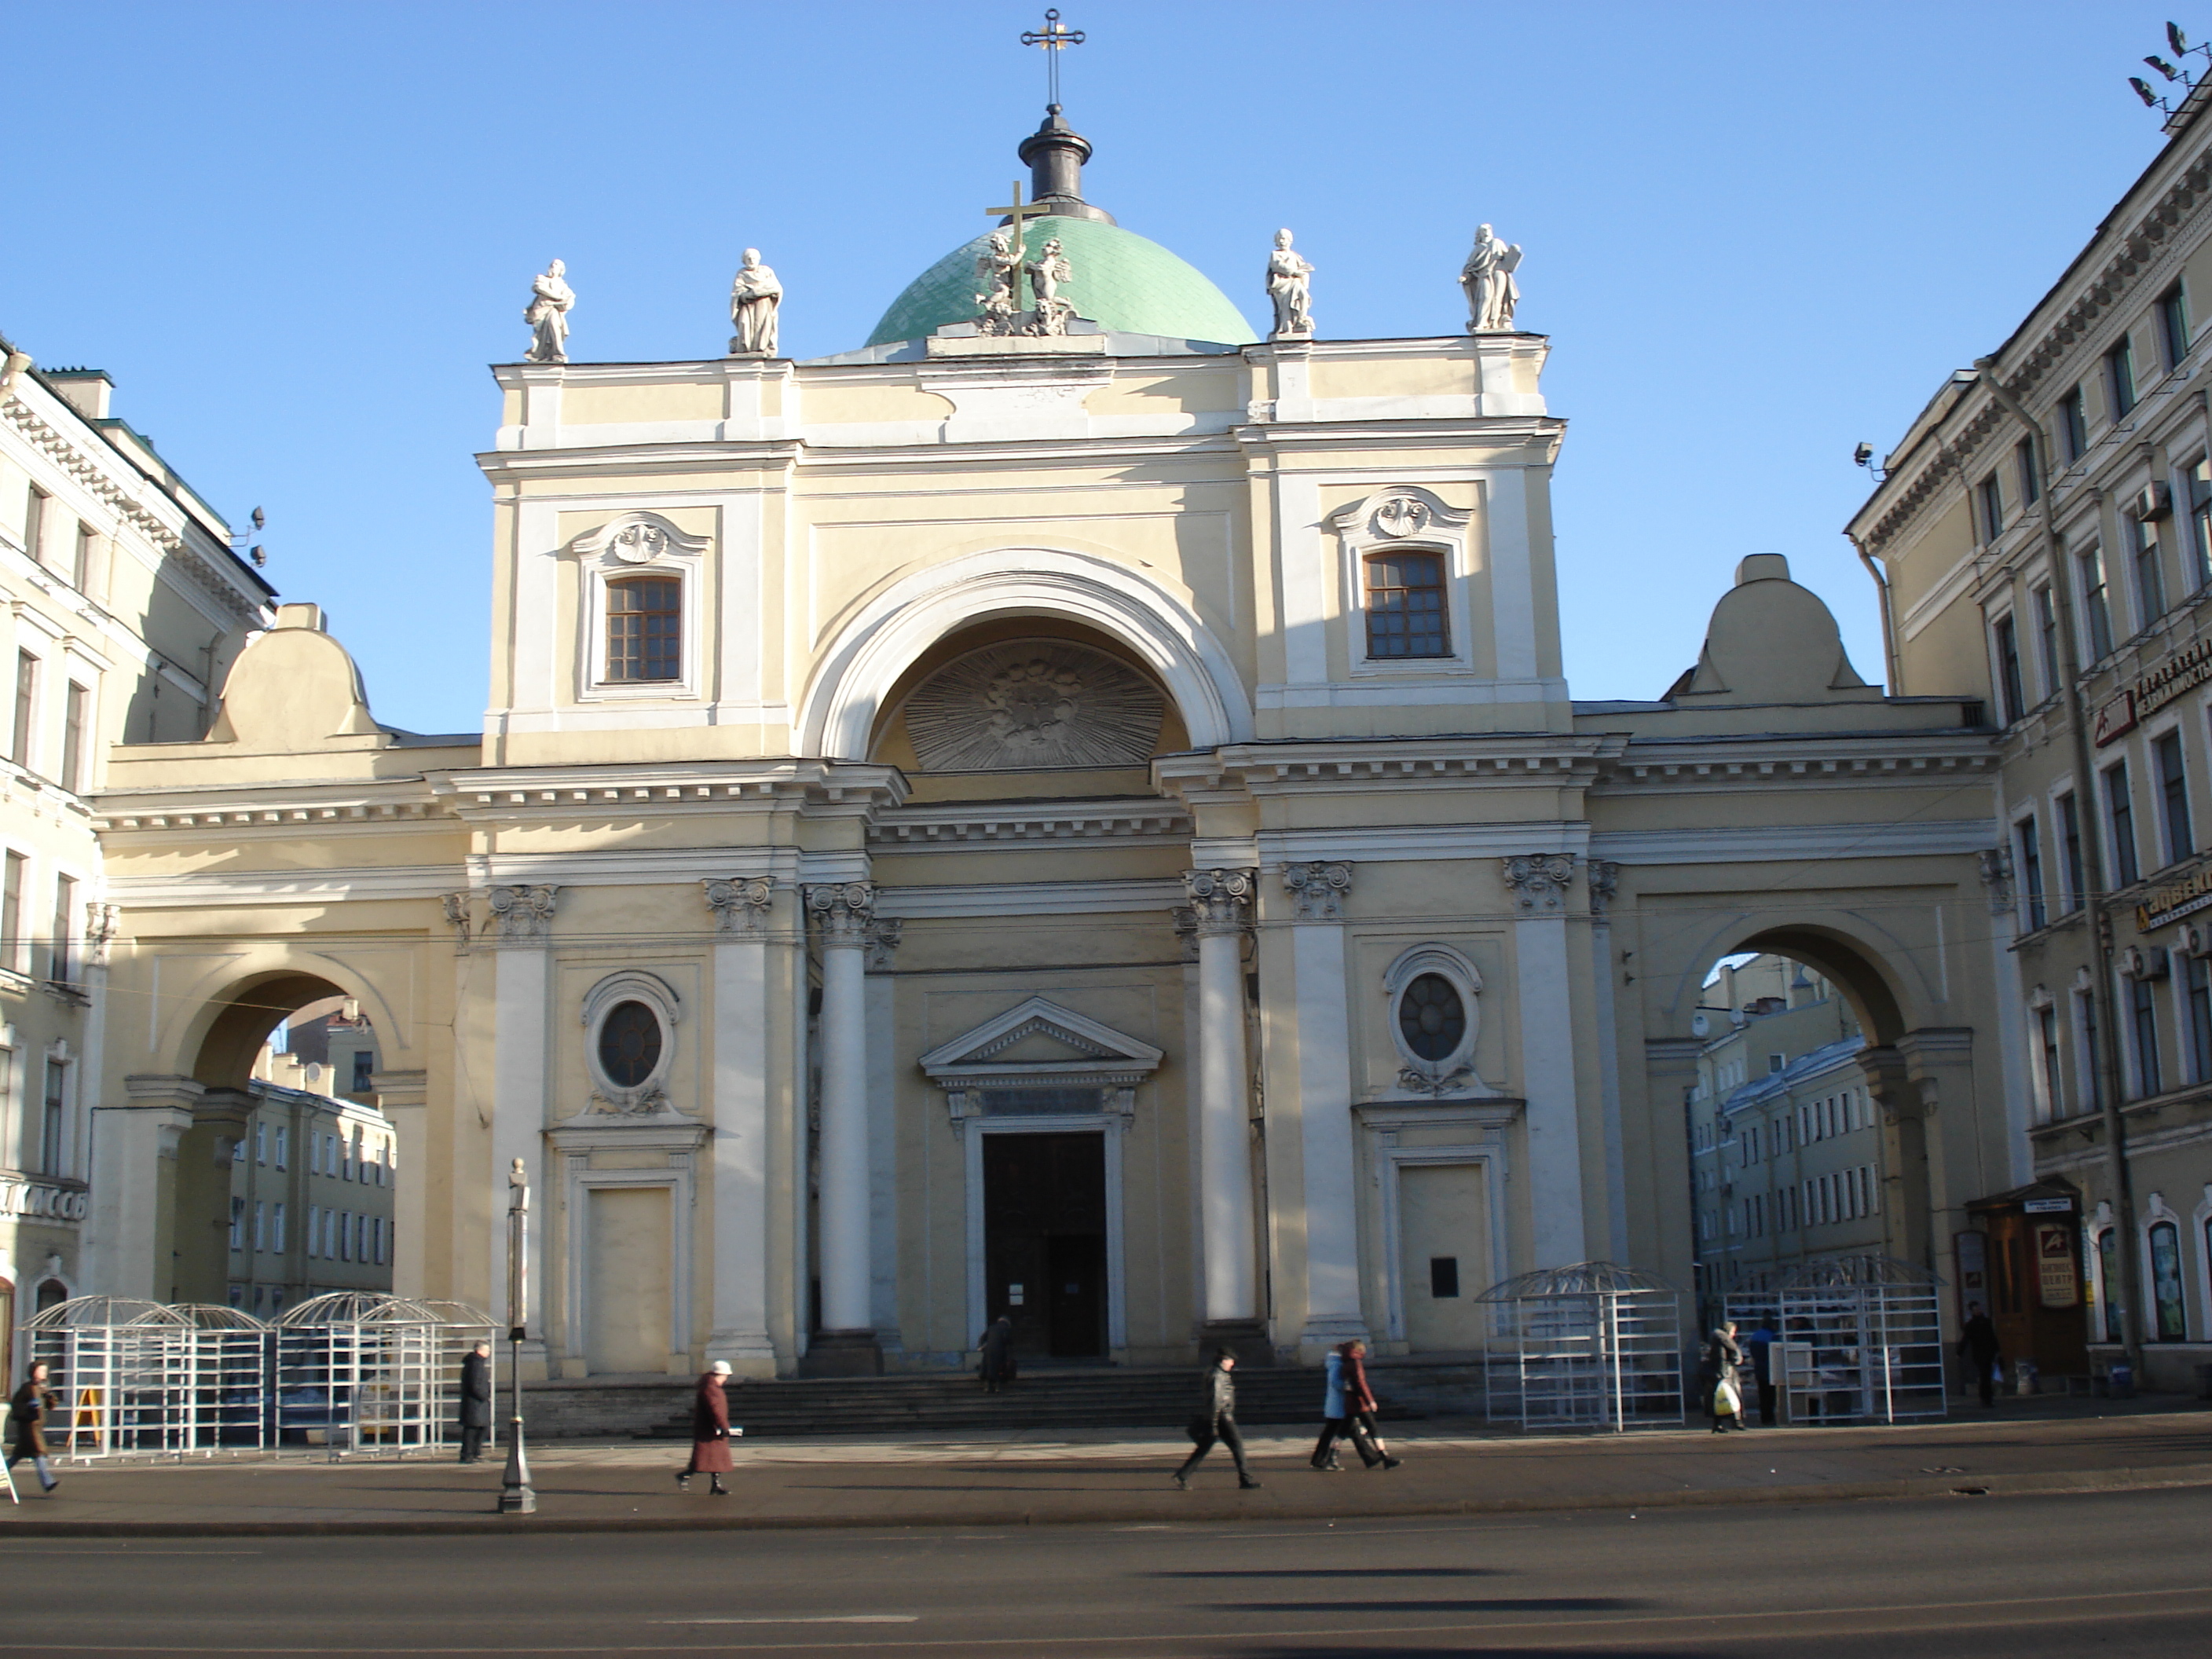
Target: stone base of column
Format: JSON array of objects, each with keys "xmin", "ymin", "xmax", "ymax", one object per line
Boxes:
[
  {"xmin": 1196, "ymin": 1319, "xmax": 1276, "ymax": 1368},
  {"xmin": 704, "ymin": 1330, "xmax": 780, "ymax": 1380},
  {"xmin": 799, "ymin": 1328, "xmax": 883, "ymax": 1377}
]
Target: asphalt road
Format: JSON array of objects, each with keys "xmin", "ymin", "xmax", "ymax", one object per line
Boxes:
[{"xmin": 0, "ymin": 1485, "xmax": 2205, "ymax": 1657}]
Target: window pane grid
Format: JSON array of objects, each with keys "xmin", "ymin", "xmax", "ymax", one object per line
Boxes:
[
  {"xmin": 1364, "ymin": 552, "xmax": 1449, "ymax": 659},
  {"xmin": 604, "ymin": 579, "xmax": 681, "ymax": 683}
]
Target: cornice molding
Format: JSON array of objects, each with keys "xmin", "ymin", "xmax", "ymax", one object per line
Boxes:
[{"xmin": 869, "ymin": 797, "xmax": 1190, "ymax": 849}]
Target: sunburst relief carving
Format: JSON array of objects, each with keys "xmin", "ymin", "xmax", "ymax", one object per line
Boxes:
[{"xmin": 901, "ymin": 641, "xmax": 1164, "ymax": 771}]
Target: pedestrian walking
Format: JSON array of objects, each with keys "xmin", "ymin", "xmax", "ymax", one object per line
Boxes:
[
  {"xmin": 1744, "ymin": 1319, "xmax": 1778, "ymax": 1426},
  {"xmin": 1958, "ymin": 1302, "xmax": 2003, "ymax": 1408},
  {"xmin": 456, "ymin": 1340, "xmax": 493, "ymax": 1463},
  {"xmin": 1310, "ymin": 1339, "xmax": 1399, "ymax": 1470},
  {"xmin": 1172, "ymin": 1350, "xmax": 1261, "ymax": 1490},
  {"xmin": 6, "ymin": 1362, "xmax": 60, "ymax": 1494},
  {"xmin": 976, "ymin": 1313, "xmax": 1016, "ymax": 1393},
  {"xmin": 675, "ymin": 1360, "xmax": 738, "ymax": 1496},
  {"xmin": 1708, "ymin": 1323, "xmax": 1748, "ymax": 1432}
]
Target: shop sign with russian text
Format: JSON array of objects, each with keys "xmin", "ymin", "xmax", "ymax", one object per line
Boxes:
[
  {"xmin": 2137, "ymin": 864, "xmax": 2212, "ymax": 931},
  {"xmin": 2096, "ymin": 635, "xmax": 2212, "ymax": 746}
]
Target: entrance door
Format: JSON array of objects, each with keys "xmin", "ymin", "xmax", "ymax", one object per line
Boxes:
[
  {"xmin": 586, "ymin": 1186, "xmax": 672, "ymax": 1375},
  {"xmin": 983, "ymin": 1132, "xmax": 1108, "ymax": 1359},
  {"xmin": 1399, "ymin": 1163, "xmax": 1488, "ymax": 1352}
]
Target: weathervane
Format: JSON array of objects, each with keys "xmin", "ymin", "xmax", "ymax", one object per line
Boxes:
[{"xmin": 1021, "ymin": 8, "xmax": 1085, "ymax": 108}]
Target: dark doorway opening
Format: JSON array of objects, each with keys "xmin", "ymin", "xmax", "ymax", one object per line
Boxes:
[{"xmin": 983, "ymin": 1132, "xmax": 1108, "ymax": 1359}]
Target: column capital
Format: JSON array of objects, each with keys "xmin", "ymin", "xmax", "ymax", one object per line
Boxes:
[
  {"xmin": 439, "ymin": 892, "xmax": 474, "ymax": 952},
  {"xmin": 806, "ymin": 881, "xmax": 876, "ymax": 945},
  {"xmin": 865, "ymin": 917, "xmax": 903, "ymax": 973},
  {"xmin": 1586, "ymin": 859, "xmax": 1620, "ymax": 917},
  {"xmin": 1501, "ymin": 853, "xmax": 1575, "ymax": 914},
  {"xmin": 1282, "ymin": 860, "xmax": 1353, "ymax": 922},
  {"xmin": 1182, "ymin": 868, "xmax": 1257, "ymax": 936},
  {"xmin": 1976, "ymin": 848, "xmax": 2015, "ymax": 915},
  {"xmin": 486, "ymin": 884, "xmax": 559, "ymax": 943},
  {"xmin": 703, "ymin": 875, "xmax": 777, "ymax": 935}
]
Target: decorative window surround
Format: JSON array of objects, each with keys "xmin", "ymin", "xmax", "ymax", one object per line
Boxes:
[
  {"xmin": 1328, "ymin": 486, "xmax": 1475, "ymax": 678},
  {"xmin": 577, "ymin": 969, "xmax": 685, "ymax": 1118},
  {"xmin": 1355, "ymin": 1099, "xmax": 1518, "ymax": 1346},
  {"xmin": 1380, "ymin": 943, "xmax": 1493, "ymax": 1097},
  {"xmin": 548, "ymin": 1121, "xmax": 706, "ymax": 1372},
  {"xmin": 572, "ymin": 511, "xmax": 709, "ymax": 705}
]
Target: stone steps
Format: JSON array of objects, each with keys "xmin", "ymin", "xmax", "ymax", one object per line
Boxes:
[{"xmin": 521, "ymin": 1365, "xmax": 1426, "ymax": 1441}]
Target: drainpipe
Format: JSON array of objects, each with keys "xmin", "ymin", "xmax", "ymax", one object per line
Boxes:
[
  {"xmin": 1847, "ymin": 532, "xmax": 1904, "ymax": 696},
  {"xmin": 1972, "ymin": 356, "xmax": 2144, "ymax": 1374}
]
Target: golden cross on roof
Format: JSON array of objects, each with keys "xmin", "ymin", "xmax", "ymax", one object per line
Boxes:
[
  {"xmin": 986, "ymin": 179, "xmax": 1053, "ymax": 311},
  {"xmin": 1020, "ymin": 9, "xmax": 1085, "ymax": 108}
]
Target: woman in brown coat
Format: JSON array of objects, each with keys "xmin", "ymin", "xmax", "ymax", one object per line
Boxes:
[
  {"xmin": 7, "ymin": 1361, "xmax": 60, "ymax": 1494},
  {"xmin": 675, "ymin": 1360, "xmax": 736, "ymax": 1496},
  {"xmin": 1339, "ymin": 1340, "xmax": 1401, "ymax": 1470}
]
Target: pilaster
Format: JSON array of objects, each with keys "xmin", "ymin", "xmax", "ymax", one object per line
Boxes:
[
  {"xmin": 1502, "ymin": 854, "xmax": 1587, "ymax": 1266},
  {"xmin": 1280, "ymin": 862, "xmax": 1366, "ymax": 1359}
]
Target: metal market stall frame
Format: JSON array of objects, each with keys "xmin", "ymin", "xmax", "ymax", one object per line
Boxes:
[
  {"xmin": 1478, "ymin": 1262, "xmax": 1685, "ymax": 1431},
  {"xmin": 24, "ymin": 1298, "xmax": 201, "ymax": 1459},
  {"xmin": 275, "ymin": 1293, "xmax": 496, "ymax": 1456},
  {"xmin": 1751, "ymin": 1255, "xmax": 1946, "ymax": 1425}
]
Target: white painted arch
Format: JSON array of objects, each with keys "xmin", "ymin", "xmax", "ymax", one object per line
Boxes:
[{"xmin": 797, "ymin": 548, "xmax": 1254, "ymax": 760}]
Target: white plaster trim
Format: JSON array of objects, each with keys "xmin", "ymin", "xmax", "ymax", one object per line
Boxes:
[
  {"xmin": 797, "ymin": 547, "xmax": 1254, "ymax": 757},
  {"xmin": 470, "ymin": 846, "xmax": 807, "ymax": 892},
  {"xmin": 551, "ymin": 1145, "xmax": 702, "ymax": 1371},
  {"xmin": 1254, "ymin": 821, "xmax": 1591, "ymax": 866},
  {"xmin": 873, "ymin": 879, "xmax": 1185, "ymax": 921},
  {"xmin": 1588, "ymin": 820, "xmax": 1998, "ymax": 864},
  {"xmin": 102, "ymin": 865, "xmax": 467, "ymax": 906},
  {"xmin": 919, "ymin": 994, "xmax": 1164, "ymax": 1075},
  {"xmin": 1365, "ymin": 1133, "xmax": 1511, "ymax": 1346}
]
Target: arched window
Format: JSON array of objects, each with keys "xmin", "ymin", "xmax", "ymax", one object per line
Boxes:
[
  {"xmin": 598, "ymin": 1000, "xmax": 663, "ymax": 1088},
  {"xmin": 1364, "ymin": 551, "xmax": 1449, "ymax": 659},
  {"xmin": 604, "ymin": 577, "xmax": 681, "ymax": 683},
  {"xmin": 1397, "ymin": 973, "xmax": 1467, "ymax": 1060},
  {"xmin": 2148, "ymin": 1218, "xmax": 2187, "ymax": 1341}
]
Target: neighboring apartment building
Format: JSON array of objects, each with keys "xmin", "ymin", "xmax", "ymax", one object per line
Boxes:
[
  {"xmin": 0, "ymin": 340, "xmax": 270, "ymax": 1370},
  {"xmin": 1847, "ymin": 70, "xmax": 2212, "ymax": 1390},
  {"xmin": 217, "ymin": 1010, "xmax": 397, "ymax": 1318},
  {"xmin": 1686, "ymin": 956, "xmax": 1878, "ymax": 1321}
]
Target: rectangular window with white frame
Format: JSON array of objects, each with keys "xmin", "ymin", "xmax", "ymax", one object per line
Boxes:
[
  {"xmin": 0, "ymin": 849, "xmax": 22, "ymax": 977},
  {"xmin": 2159, "ymin": 282, "xmax": 2191, "ymax": 370},
  {"xmin": 2060, "ymin": 385, "xmax": 2089, "ymax": 462},
  {"xmin": 2188, "ymin": 457, "xmax": 2212, "ymax": 592},
  {"xmin": 2130, "ymin": 509, "xmax": 2166, "ymax": 629},
  {"xmin": 1992, "ymin": 613, "xmax": 2026, "ymax": 724},
  {"xmin": 2105, "ymin": 760, "xmax": 2141, "ymax": 886},
  {"xmin": 2058, "ymin": 790, "xmax": 2086, "ymax": 912},
  {"xmin": 2032, "ymin": 584, "xmax": 2061, "ymax": 696},
  {"xmin": 2016, "ymin": 813, "xmax": 2046, "ymax": 932},
  {"xmin": 2078, "ymin": 542, "xmax": 2114, "ymax": 661},
  {"xmin": 2155, "ymin": 729, "xmax": 2193, "ymax": 867},
  {"xmin": 2034, "ymin": 998, "xmax": 2064, "ymax": 1120}
]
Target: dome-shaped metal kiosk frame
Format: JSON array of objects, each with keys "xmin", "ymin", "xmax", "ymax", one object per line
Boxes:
[
  {"xmin": 1725, "ymin": 1255, "xmax": 1946, "ymax": 1426},
  {"xmin": 22, "ymin": 1297, "xmax": 269, "ymax": 1458},
  {"xmin": 1476, "ymin": 1262, "xmax": 1686, "ymax": 1432},
  {"xmin": 276, "ymin": 1293, "xmax": 495, "ymax": 1456}
]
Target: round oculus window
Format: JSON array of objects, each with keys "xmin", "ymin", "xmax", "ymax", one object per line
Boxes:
[
  {"xmin": 598, "ymin": 1001, "xmax": 662, "ymax": 1088},
  {"xmin": 1398, "ymin": 973, "xmax": 1467, "ymax": 1061}
]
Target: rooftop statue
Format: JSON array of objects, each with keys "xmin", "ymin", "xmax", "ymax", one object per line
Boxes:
[
  {"xmin": 975, "ymin": 230, "xmax": 1022, "ymax": 335},
  {"xmin": 1461, "ymin": 225, "xmax": 1522, "ymax": 334},
  {"xmin": 1265, "ymin": 228, "xmax": 1314, "ymax": 340},
  {"xmin": 1026, "ymin": 236, "xmax": 1076, "ymax": 335},
  {"xmin": 728, "ymin": 248, "xmax": 783, "ymax": 357},
  {"xmin": 524, "ymin": 259, "xmax": 574, "ymax": 364}
]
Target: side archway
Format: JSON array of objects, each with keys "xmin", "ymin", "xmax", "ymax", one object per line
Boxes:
[{"xmin": 797, "ymin": 548, "xmax": 1254, "ymax": 760}]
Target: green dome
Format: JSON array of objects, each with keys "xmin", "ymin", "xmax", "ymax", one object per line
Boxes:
[{"xmin": 867, "ymin": 215, "xmax": 1259, "ymax": 348}]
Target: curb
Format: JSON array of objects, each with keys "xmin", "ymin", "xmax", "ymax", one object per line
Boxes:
[{"xmin": 4, "ymin": 1460, "xmax": 2209, "ymax": 1538}]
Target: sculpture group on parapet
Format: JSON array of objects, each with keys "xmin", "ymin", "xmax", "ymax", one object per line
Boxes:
[
  {"xmin": 972, "ymin": 229, "xmax": 1081, "ymax": 337},
  {"xmin": 515, "ymin": 218, "xmax": 1527, "ymax": 363}
]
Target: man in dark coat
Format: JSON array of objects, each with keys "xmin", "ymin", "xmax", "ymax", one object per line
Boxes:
[
  {"xmin": 977, "ymin": 1314, "xmax": 1015, "ymax": 1393},
  {"xmin": 6, "ymin": 1361, "xmax": 60, "ymax": 1494},
  {"xmin": 1172, "ymin": 1350, "xmax": 1261, "ymax": 1491},
  {"xmin": 1744, "ymin": 1320, "xmax": 1778, "ymax": 1426},
  {"xmin": 1958, "ymin": 1302, "xmax": 2004, "ymax": 1408},
  {"xmin": 456, "ymin": 1341, "xmax": 493, "ymax": 1463},
  {"xmin": 676, "ymin": 1360, "xmax": 737, "ymax": 1496}
]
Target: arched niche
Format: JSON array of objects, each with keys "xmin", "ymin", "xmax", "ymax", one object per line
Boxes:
[
  {"xmin": 797, "ymin": 546, "xmax": 1253, "ymax": 760},
  {"xmin": 866, "ymin": 619, "xmax": 1189, "ymax": 794}
]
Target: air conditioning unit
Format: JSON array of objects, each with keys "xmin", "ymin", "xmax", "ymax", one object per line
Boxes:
[
  {"xmin": 2119, "ymin": 944, "xmax": 2172, "ymax": 980},
  {"xmin": 2132, "ymin": 482, "xmax": 2174, "ymax": 522},
  {"xmin": 2184, "ymin": 924, "xmax": 2212, "ymax": 960}
]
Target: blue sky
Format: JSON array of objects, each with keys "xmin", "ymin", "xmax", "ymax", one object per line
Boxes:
[{"xmin": 2, "ymin": 2, "xmax": 2193, "ymax": 734}]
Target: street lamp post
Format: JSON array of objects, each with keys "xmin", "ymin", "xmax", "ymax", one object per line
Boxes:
[{"xmin": 497, "ymin": 1156, "xmax": 536, "ymax": 1514}]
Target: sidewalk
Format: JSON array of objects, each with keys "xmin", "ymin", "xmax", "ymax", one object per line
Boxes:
[{"xmin": 1, "ymin": 1398, "xmax": 2207, "ymax": 1536}]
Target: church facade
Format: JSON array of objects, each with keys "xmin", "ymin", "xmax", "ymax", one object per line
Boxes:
[{"xmin": 79, "ymin": 111, "xmax": 2015, "ymax": 1380}]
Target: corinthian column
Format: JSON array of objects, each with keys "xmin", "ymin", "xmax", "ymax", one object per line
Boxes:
[
  {"xmin": 1185, "ymin": 869, "xmax": 1262, "ymax": 1347},
  {"xmin": 805, "ymin": 881, "xmax": 880, "ymax": 1375}
]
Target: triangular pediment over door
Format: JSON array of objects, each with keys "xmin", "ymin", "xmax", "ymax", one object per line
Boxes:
[{"xmin": 917, "ymin": 996, "xmax": 1163, "ymax": 1123}]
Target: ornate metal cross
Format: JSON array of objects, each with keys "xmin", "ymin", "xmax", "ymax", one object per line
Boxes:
[
  {"xmin": 1020, "ymin": 9, "xmax": 1085, "ymax": 108},
  {"xmin": 986, "ymin": 179, "xmax": 1053, "ymax": 310}
]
